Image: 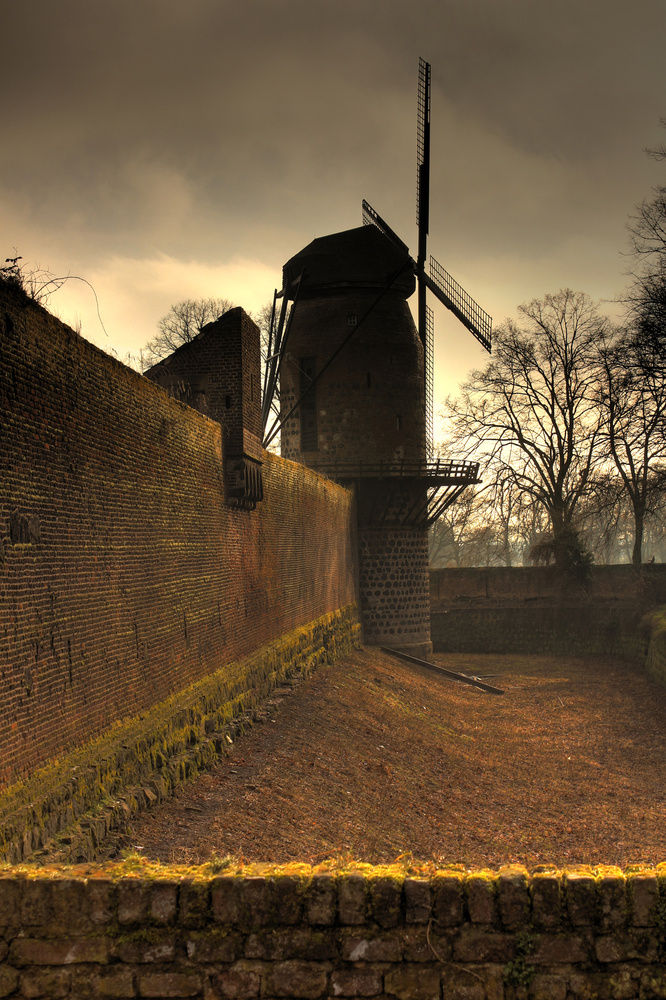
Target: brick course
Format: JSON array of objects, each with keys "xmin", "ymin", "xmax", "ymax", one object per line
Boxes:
[
  {"xmin": 428, "ymin": 567, "xmax": 666, "ymax": 661},
  {"xmin": 0, "ymin": 283, "xmax": 357, "ymax": 787}
]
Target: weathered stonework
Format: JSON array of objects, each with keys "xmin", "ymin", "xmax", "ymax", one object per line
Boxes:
[
  {"xmin": 430, "ymin": 566, "xmax": 666, "ymax": 664},
  {"xmin": 645, "ymin": 607, "xmax": 666, "ymax": 686},
  {"xmin": 358, "ymin": 527, "xmax": 431, "ymax": 655},
  {"xmin": 0, "ymin": 864, "xmax": 663, "ymax": 998}
]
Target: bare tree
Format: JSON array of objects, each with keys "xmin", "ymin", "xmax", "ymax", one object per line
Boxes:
[
  {"xmin": 484, "ymin": 468, "xmax": 554, "ymax": 566},
  {"xmin": 445, "ymin": 290, "xmax": 608, "ymax": 569},
  {"xmin": 576, "ymin": 471, "xmax": 629, "ymax": 564},
  {"xmin": 597, "ymin": 332, "xmax": 666, "ymax": 564},
  {"xmin": 142, "ymin": 297, "xmax": 235, "ymax": 369},
  {"xmin": 429, "ymin": 488, "xmax": 486, "ymax": 567},
  {"xmin": 429, "ymin": 442, "xmax": 551, "ymax": 567},
  {"xmin": 626, "ymin": 120, "xmax": 666, "ymax": 356},
  {"xmin": 143, "ymin": 296, "xmax": 275, "ymax": 377}
]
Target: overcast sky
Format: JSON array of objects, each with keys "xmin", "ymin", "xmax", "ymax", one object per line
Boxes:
[{"xmin": 3, "ymin": 0, "xmax": 665, "ymax": 430}]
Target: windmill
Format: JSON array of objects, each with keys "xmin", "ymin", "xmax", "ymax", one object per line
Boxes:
[
  {"xmin": 261, "ymin": 58, "xmax": 492, "ymax": 458},
  {"xmin": 362, "ymin": 57, "xmax": 492, "ymax": 453},
  {"xmin": 258, "ymin": 59, "xmax": 493, "ymax": 659}
]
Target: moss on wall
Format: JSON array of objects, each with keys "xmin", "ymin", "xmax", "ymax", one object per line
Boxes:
[
  {"xmin": 0, "ymin": 606, "xmax": 360, "ymax": 866},
  {"xmin": 0, "ymin": 283, "xmax": 358, "ymax": 787}
]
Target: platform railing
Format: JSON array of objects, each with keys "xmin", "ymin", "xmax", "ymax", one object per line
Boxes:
[{"xmin": 311, "ymin": 458, "xmax": 480, "ymax": 482}]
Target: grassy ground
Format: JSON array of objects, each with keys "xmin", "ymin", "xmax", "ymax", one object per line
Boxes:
[{"xmin": 120, "ymin": 647, "xmax": 666, "ymax": 870}]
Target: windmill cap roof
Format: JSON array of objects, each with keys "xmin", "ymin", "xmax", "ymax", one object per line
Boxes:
[{"xmin": 283, "ymin": 225, "xmax": 416, "ymax": 298}]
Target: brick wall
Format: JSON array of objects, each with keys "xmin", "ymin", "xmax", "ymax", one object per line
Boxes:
[
  {"xmin": 0, "ymin": 607, "xmax": 360, "ymax": 865},
  {"xmin": 144, "ymin": 307, "xmax": 262, "ymax": 454},
  {"xmin": 0, "ymin": 283, "xmax": 357, "ymax": 788},
  {"xmin": 0, "ymin": 864, "xmax": 664, "ymax": 998},
  {"xmin": 430, "ymin": 567, "xmax": 666, "ymax": 661}
]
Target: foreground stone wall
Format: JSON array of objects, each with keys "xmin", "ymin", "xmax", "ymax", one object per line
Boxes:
[{"xmin": 0, "ymin": 864, "xmax": 664, "ymax": 999}]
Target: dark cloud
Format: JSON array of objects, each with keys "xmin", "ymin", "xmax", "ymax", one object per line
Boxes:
[{"xmin": 1, "ymin": 0, "xmax": 665, "ymax": 377}]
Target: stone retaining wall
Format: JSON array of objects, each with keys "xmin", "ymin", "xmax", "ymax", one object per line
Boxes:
[
  {"xmin": 429, "ymin": 567, "xmax": 666, "ymax": 662},
  {"xmin": 644, "ymin": 609, "xmax": 666, "ymax": 687},
  {"xmin": 0, "ymin": 864, "xmax": 664, "ymax": 998},
  {"xmin": 430, "ymin": 566, "xmax": 666, "ymax": 607}
]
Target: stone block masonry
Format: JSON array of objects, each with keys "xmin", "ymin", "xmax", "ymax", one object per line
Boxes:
[
  {"xmin": 359, "ymin": 527, "xmax": 431, "ymax": 655},
  {"xmin": 430, "ymin": 565, "xmax": 666, "ymax": 607},
  {"xmin": 0, "ymin": 282, "xmax": 358, "ymax": 790},
  {"xmin": 431, "ymin": 604, "xmax": 647, "ymax": 662},
  {"xmin": 0, "ymin": 864, "xmax": 664, "ymax": 998}
]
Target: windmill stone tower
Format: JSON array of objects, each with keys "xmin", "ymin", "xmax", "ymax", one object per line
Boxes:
[{"xmin": 279, "ymin": 226, "xmax": 432, "ymax": 657}]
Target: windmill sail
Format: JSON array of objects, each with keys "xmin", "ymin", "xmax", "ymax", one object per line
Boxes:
[
  {"xmin": 425, "ymin": 256, "xmax": 492, "ymax": 352},
  {"xmin": 261, "ymin": 274, "xmax": 303, "ymax": 440},
  {"xmin": 424, "ymin": 304, "xmax": 434, "ymax": 459},
  {"xmin": 416, "ymin": 57, "xmax": 431, "ymax": 236},
  {"xmin": 362, "ymin": 200, "xmax": 411, "ymax": 256},
  {"xmin": 416, "ymin": 57, "xmax": 431, "ymax": 348}
]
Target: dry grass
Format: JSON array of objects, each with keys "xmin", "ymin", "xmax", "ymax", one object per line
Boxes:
[{"xmin": 122, "ymin": 647, "xmax": 666, "ymax": 871}]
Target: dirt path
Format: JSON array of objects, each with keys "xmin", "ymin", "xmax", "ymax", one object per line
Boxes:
[{"xmin": 118, "ymin": 647, "xmax": 666, "ymax": 870}]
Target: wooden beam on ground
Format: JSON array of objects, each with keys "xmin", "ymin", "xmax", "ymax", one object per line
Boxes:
[{"xmin": 380, "ymin": 646, "xmax": 505, "ymax": 695}]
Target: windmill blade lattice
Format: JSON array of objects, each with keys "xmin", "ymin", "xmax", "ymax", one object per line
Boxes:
[
  {"xmin": 362, "ymin": 200, "xmax": 411, "ymax": 256},
  {"xmin": 426, "ymin": 256, "xmax": 492, "ymax": 352},
  {"xmin": 425, "ymin": 304, "xmax": 434, "ymax": 459},
  {"xmin": 416, "ymin": 57, "xmax": 431, "ymax": 233}
]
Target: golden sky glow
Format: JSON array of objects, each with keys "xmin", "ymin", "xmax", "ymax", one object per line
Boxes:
[{"xmin": 3, "ymin": 0, "xmax": 665, "ymax": 438}]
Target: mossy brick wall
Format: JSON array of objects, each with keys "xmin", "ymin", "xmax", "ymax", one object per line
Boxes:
[
  {"xmin": 0, "ymin": 864, "xmax": 664, "ymax": 999},
  {"xmin": 431, "ymin": 605, "xmax": 646, "ymax": 661},
  {"xmin": 0, "ymin": 607, "xmax": 359, "ymax": 865},
  {"xmin": 0, "ymin": 284, "xmax": 357, "ymax": 788},
  {"xmin": 430, "ymin": 567, "xmax": 666, "ymax": 660}
]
